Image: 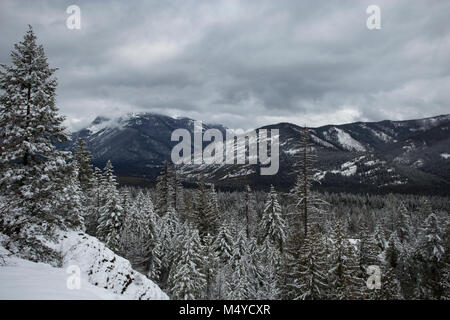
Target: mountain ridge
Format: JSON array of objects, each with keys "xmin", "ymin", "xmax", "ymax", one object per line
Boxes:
[{"xmin": 63, "ymin": 112, "xmax": 450, "ymax": 195}]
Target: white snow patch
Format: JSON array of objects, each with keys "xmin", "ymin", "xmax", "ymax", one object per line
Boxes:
[
  {"xmin": 340, "ymin": 165, "xmax": 357, "ymax": 176},
  {"xmin": 310, "ymin": 134, "xmax": 336, "ymax": 149},
  {"xmin": 359, "ymin": 124, "xmax": 392, "ymax": 142},
  {"xmin": 413, "ymin": 159, "xmax": 424, "ymax": 168},
  {"xmin": 333, "ymin": 128, "xmax": 366, "ymax": 152},
  {"xmin": 0, "ymin": 231, "xmax": 168, "ymax": 300},
  {"xmin": 284, "ymin": 148, "xmax": 301, "ymax": 155},
  {"xmin": 0, "ymin": 254, "xmax": 123, "ymax": 300}
]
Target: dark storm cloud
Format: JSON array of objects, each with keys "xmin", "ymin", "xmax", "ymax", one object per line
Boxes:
[{"xmin": 1, "ymin": 0, "xmax": 449, "ymax": 131}]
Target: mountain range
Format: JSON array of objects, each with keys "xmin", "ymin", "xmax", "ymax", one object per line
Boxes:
[{"xmin": 63, "ymin": 112, "xmax": 450, "ymax": 195}]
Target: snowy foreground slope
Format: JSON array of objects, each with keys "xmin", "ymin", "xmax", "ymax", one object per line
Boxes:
[{"xmin": 0, "ymin": 231, "xmax": 168, "ymax": 300}]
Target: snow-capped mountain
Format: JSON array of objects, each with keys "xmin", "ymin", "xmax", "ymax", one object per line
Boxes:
[
  {"xmin": 63, "ymin": 112, "xmax": 227, "ymax": 180},
  {"xmin": 67, "ymin": 113, "xmax": 450, "ymax": 195}
]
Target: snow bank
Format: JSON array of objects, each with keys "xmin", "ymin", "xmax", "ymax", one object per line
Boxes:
[
  {"xmin": 0, "ymin": 231, "xmax": 168, "ymax": 300},
  {"xmin": 0, "ymin": 250, "xmax": 122, "ymax": 300},
  {"xmin": 58, "ymin": 231, "xmax": 168, "ymax": 300}
]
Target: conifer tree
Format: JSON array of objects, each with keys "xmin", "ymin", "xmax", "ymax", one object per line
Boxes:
[
  {"xmin": 206, "ymin": 184, "xmax": 220, "ymax": 236},
  {"xmin": 156, "ymin": 206, "xmax": 180, "ymax": 287},
  {"xmin": 255, "ymin": 238, "xmax": 280, "ymax": 299},
  {"xmin": 214, "ymin": 223, "xmax": 234, "ymax": 264},
  {"xmin": 242, "ymin": 185, "xmax": 256, "ymax": 238},
  {"xmin": 289, "ymin": 126, "xmax": 328, "ymax": 237},
  {"xmin": 97, "ymin": 160, "xmax": 123, "ymax": 252},
  {"xmin": 85, "ymin": 167, "xmax": 104, "ymax": 236},
  {"xmin": 260, "ymin": 185, "xmax": 286, "ymax": 252},
  {"xmin": 442, "ymin": 219, "xmax": 450, "ymax": 299},
  {"xmin": 155, "ymin": 160, "xmax": 170, "ymax": 216},
  {"xmin": 183, "ymin": 189, "xmax": 194, "ymax": 223},
  {"xmin": 120, "ymin": 191, "xmax": 159, "ymax": 277},
  {"xmin": 385, "ymin": 232, "xmax": 401, "ymax": 269},
  {"xmin": 195, "ymin": 175, "xmax": 211, "ymax": 237},
  {"xmin": 225, "ymin": 230, "xmax": 252, "ymax": 299},
  {"xmin": 0, "ymin": 26, "xmax": 75, "ymax": 229},
  {"xmin": 57, "ymin": 161, "xmax": 84, "ymax": 229},
  {"xmin": 359, "ymin": 223, "xmax": 380, "ymax": 271},
  {"xmin": 201, "ymin": 233, "xmax": 219, "ymax": 299},
  {"xmin": 73, "ymin": 138, "xmax": 94, "ymax": 193},
  {"xmin": 169, "ymin": 225, "xmax": 206, "ymax": 300},
  {"xmin": 226, "ymin": 254, "xmax": 252, "ymax": 300},
  {"xmin": 169, "ymin": 168, "xmax": 184, "ymax": 213},
  {"xmin": 397, "ymin": 202, "xmax": 412, "ymax": 244},
  {"xmin": 373, "ymin": 219, "xmax": 386, "ymax": 252},
  {"xmin": 329, "ymin": 219, "xmax": 362, "ymax": 299},
  {"xmin": 291, "ymin": 225, "xmax": 328, "ymax": 300},
  {"xmin": 416, "ymin": 212, "xmax": 445, "ymax": 299}
]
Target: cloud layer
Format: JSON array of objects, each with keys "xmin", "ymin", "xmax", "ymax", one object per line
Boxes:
[{"xmin": 1, "ymin": 0, "xmax": 449, "ymax": 131}]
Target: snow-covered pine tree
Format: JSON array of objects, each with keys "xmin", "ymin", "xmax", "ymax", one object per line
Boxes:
[
  {"xmin": 225, "ymin": 253, "xmax": 252, "ymax": 300},
  {"xmin": 397, "ymin": 202, "xmax": 412, "ymax": 244},
  {"xmin": 359, "ymin": 222, "xmax": 380, "ymax": 271},
  {"xmin": 155, "ymin": 160, "xmax": 170, "ymax": 216},
  {"xmin": 232, "ymin": 228, "xmax": 249, "ymax": 263},
  {"xmin": 260, "ymin": 185, "xmax": 286, "ymax": 252},
  {"xmin": 155, "ymin": 160, "xmax": 181, "ymax": 216},
  {"xmin": 0, "ymin": 26, "xmax": 75, "ymax": 230},
  {"xmin": 141, "ymin": 192, "xmax": 160, "ymax": 278},
  {"xmin": 242, "ymin": 185, "xmax": 256, "ymax": 238},
  {"xmin": 373, "ymin": 219, "xmax": 386, "ymax": 252},
  {"xmin": 169, "ymin": 224, "xmax": 206, "ymax": 300},
  {"xmin": 396, "ymin": 236, "xmax": 416, "ymax": 298},
  {"xmin": 329, "ymin": 218, "xmax": 362, "ymax": 299},
  {"xmin": 182, "ymin": 189, "xmax": 195, "ymax": 223},
  {"xmin": 84, "ymin": 166, "xmax": 104, "ymax": 236},
  {"xmin": 195, "ymin": 174, "xmax": 212, "ymax": 238},
  {"xmin": 156, "ymin": 205, "xmax": 180, "ymax": 288},
  {"xmin": 169, "ymin": 167, "xmax": 184, "ymax": 213},
  {"xmin": 442, "ymin": 219, "xmax": 450, "ymax": 300},
  {"xmin": 225, "ymin": 230, "xmax": 252, "ymax": 300},
  {"xmin": 255, "ymin": 238, "xmax": 280, "ymax": 299},
  {"xmin": 281, "ymin": 127, "xmax": 329, "ymax": 299},
  {"xmin": 57, "ymin": 161, "xmax": 84, "ymax": 229},
  {"xmin": 289, "ymin": 126, "xmax": 328, "ymax": 237},
  {"xmin": 200, "ymin": 233, "xmax": 219, "ymax": 299},
  {"xmin": 73, "ymin": 138, "xmax": 94, "ymax": 193},
  {"xmin": 119, "ymin": 191, "xmax": 135, "ymax": 260},
  {"xmin": 416, "ymin": 212, "xmax": 445, "ymax": 299},
  {"xmin": 291, "ymin": 224, "xmax": 328, "ymax": 300},
  {"xmin": 120, "ymin": 191, "xmax": 159, "ymax": 278},
  {"xmin": 96, "ymin": 160, "xmax": 123, "ymax": 252},
  {"xmin": 206, "ymin": 184, "xmax": 220, "ymax": 236},
  {"xmin": 214, "ymin": 223, "xmax": 234, "ymax": 264},
  {"xmin": 279, "ymin": 233, "xmax": 302, "ymax": 300},
  {"xmin": 385, "ymin": 232, "xmax": 401, "ymax": 269}
]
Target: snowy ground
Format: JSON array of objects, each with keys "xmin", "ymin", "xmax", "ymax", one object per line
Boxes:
[
  {"xmin": 0, "ymin": 254, "xmax": 123, "ymax": 300},
  {"xmin": 0, "ymin": 231, "xmax": 168, "ymax": 300}
]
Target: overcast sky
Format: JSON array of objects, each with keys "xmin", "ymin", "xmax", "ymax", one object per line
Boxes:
[{"xmin": 1, "ymin": 0, "xmax": 449, "ymax": 131}]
